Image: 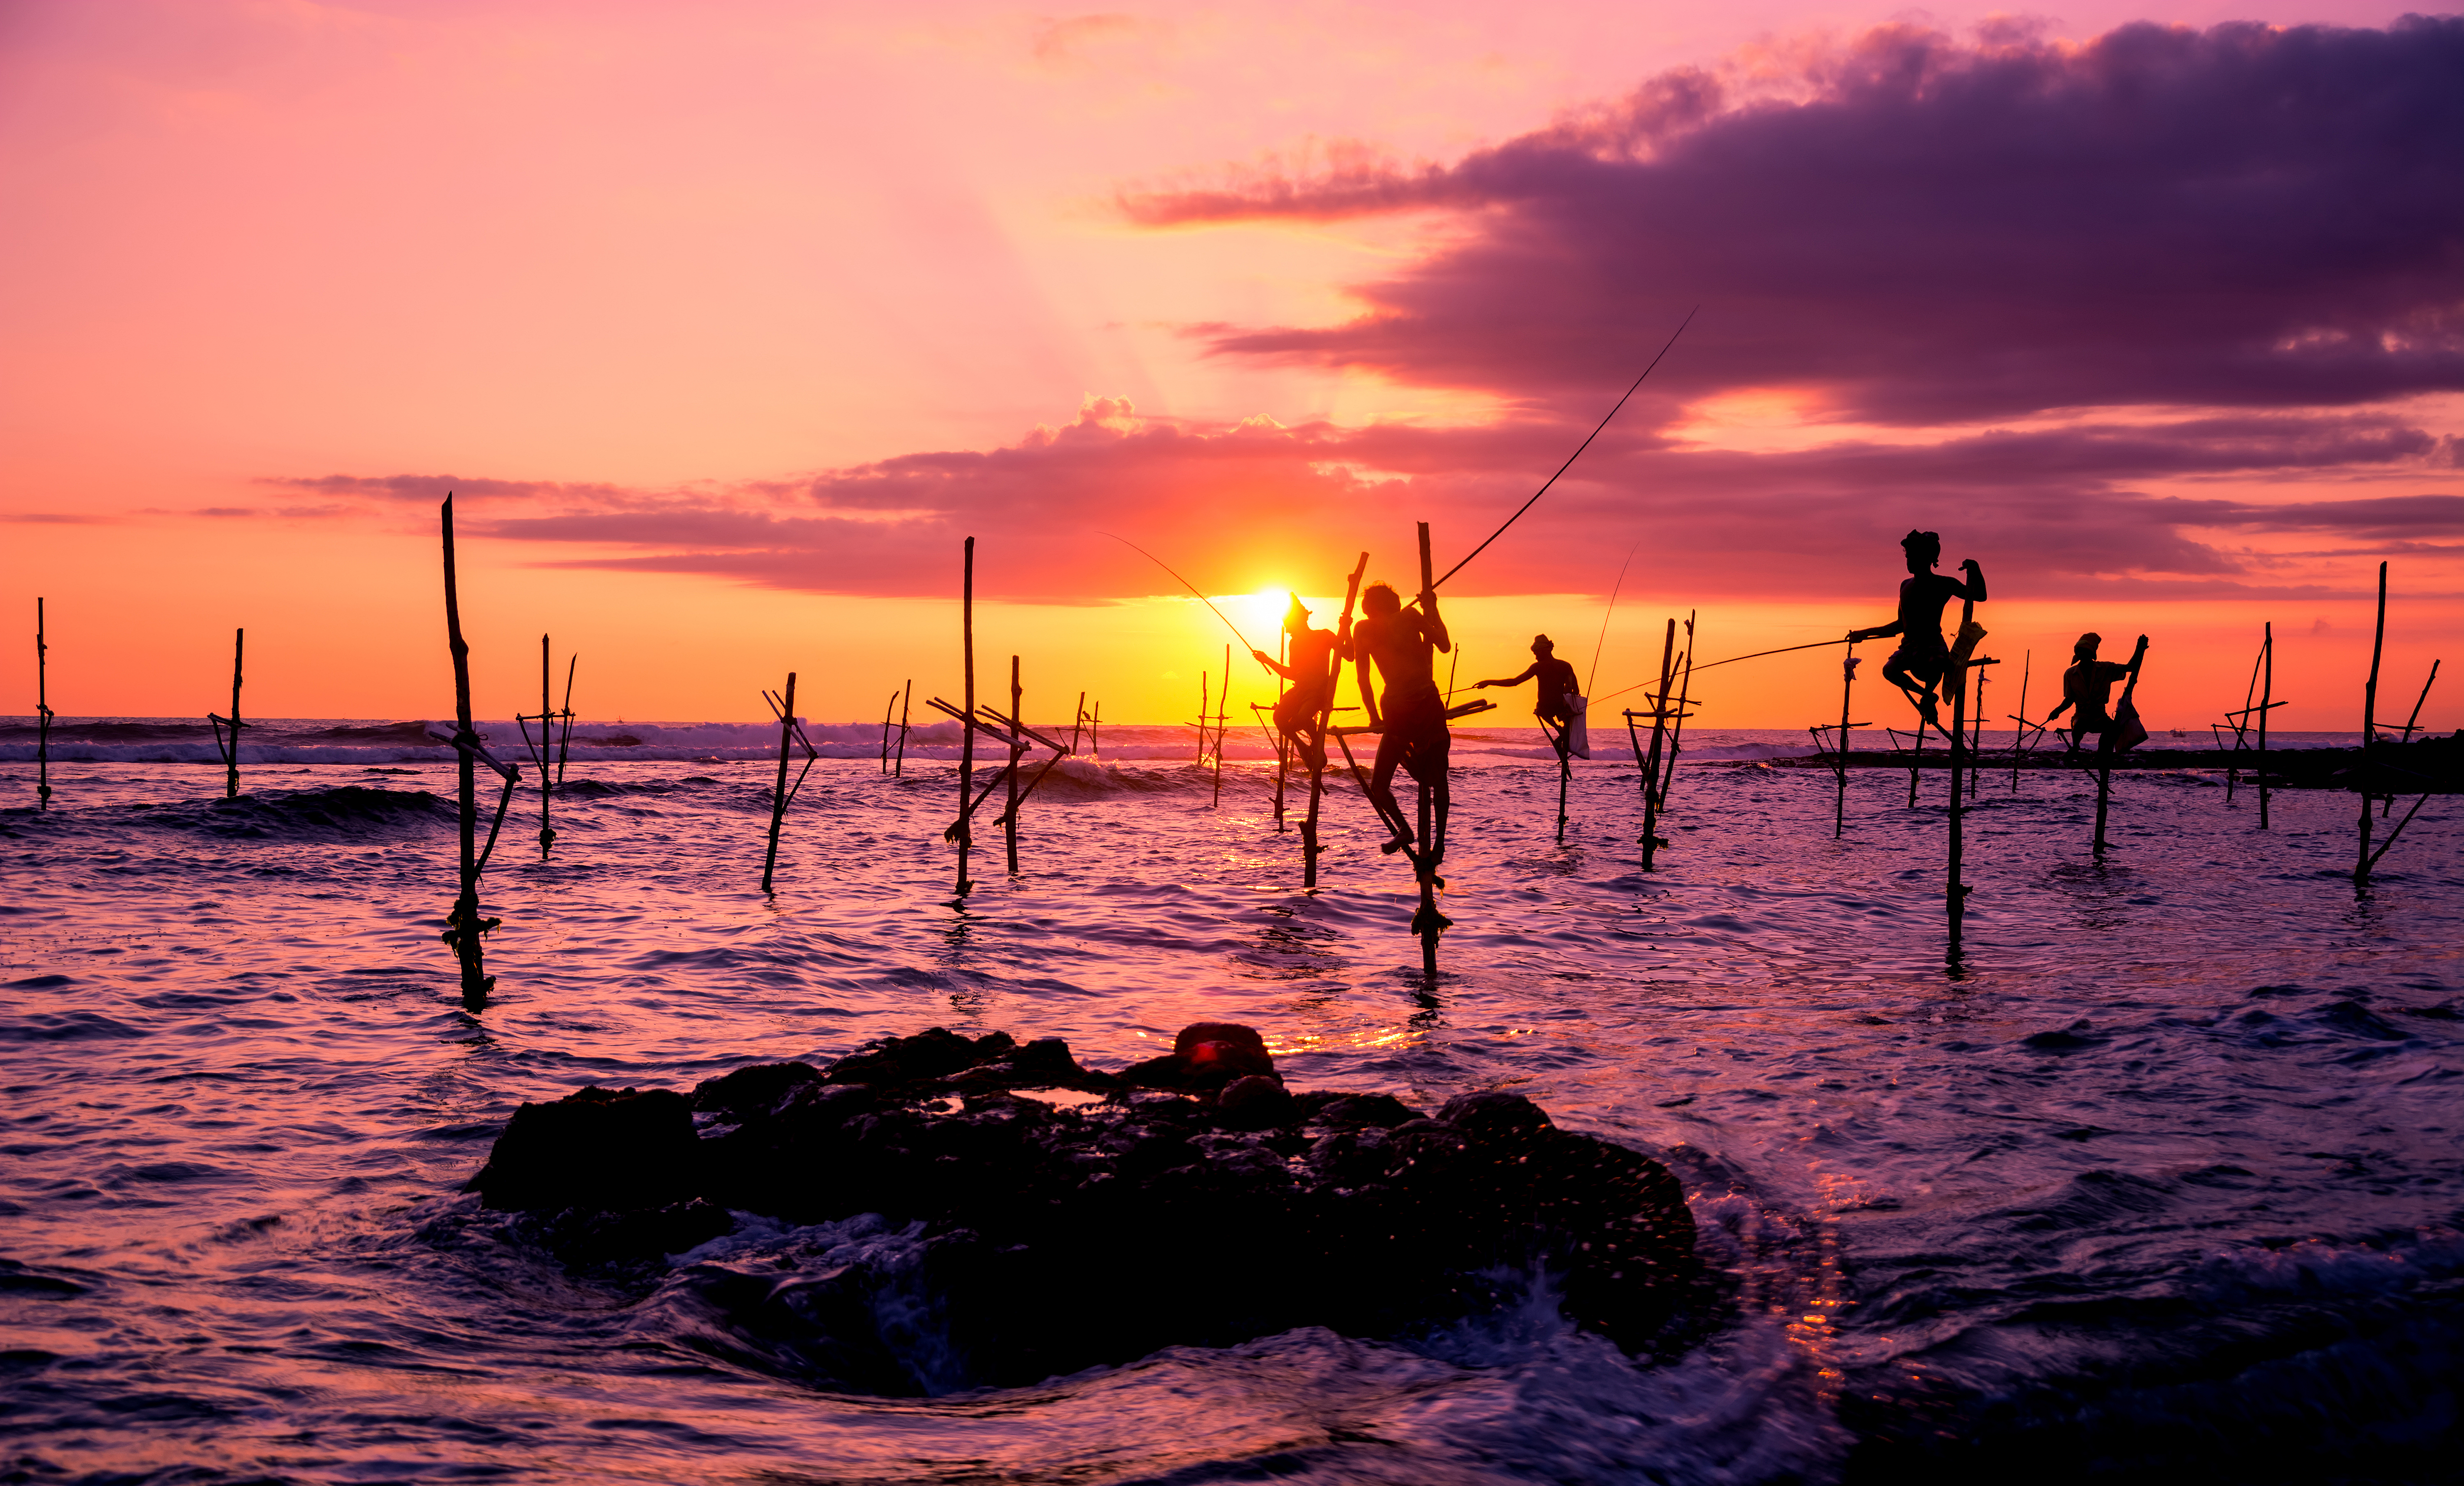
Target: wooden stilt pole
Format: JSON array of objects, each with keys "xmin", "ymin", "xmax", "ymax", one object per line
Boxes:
[
  {"xmin": 1303, "ymin": 555, "xmax": 1369, "ymax": 888},
  {"xmin": 207, "ymin": 628, "xmax": 245, "ymax": 799},
  {"xmin": 536, "ymin": 636, "xmax": 555, "ymax": 856},
  {"xmin": 1410, "ymin": 522, "xmax": 1449, "ymax": 979},
  {"xmin": 1657, "ymin": 612, "xmax": 1696, "ymax": 810},
  {"xmin": 1271, "ymin": 630, "xmax": 1290, "ymax": 833},
  {"xmin": 1836, "ymin": 644, "xmax": 1857, "ymax": 837},
  {"xmin": 1946, "ymin": 605, "xmax": 1971, "ymax": 957},
  {"xmin": 1907, "ymin": 725, "xmax": 1922, "ymax": 808},
  {"xmin": 34, "ymin": 600, "xmax": 54, "ymax": 810},
  {"xmin": 2011, "ymin": 651, "xmax": 2029, "ymax": 793},
  {"xmin": 762, "ymin": 672, "xmax": 798, "ymax": 893},
  {"xmin": 1006, "ymin": 656, "xmax": 1024, "ymax": 872},
  {"xmin": 2356, "ymin": 563, "xmax": 2386, "ymax": 886},
  {"xmin": 2386, "ymin": 659, "xmax": 2439, "ymax": 816},
  {"xmin": 555, "ymin": 653, "xmax": 577, "ymax": 787},
  {"xmin": 439, "ymin": 496, "xmax": 496, "ymax": 1006},
  {"xmin": 956, "ymin": 539, "xmax": 976, "ymax": 898},
  {"xmin": 881, "ymin": 689, "xmax": 898, "ymax": 773},
  {"xmin": 1553, "ymin": 715, "xmax": 1572, "ymax": 844},
  {"xmin": 1213, "ymin": 643, "xmax": 1230, "ymax": 809},
  {"xmin": 1635, "ymin": 617, "xmax": 1676, "ymax": 869},
  {"xmin": 894, "ymin": 681, "xmax": 912, "ymax": 777},
  {"xmin": 2092, "ymin": 636, "xmax": 2150, "ymax": 859},
  {"xmin": 1968, "ymin": 662, "xmax": 1986, "ymax": 799},
  {"xmin": 2258, "ymin": 624, "xmax": 2272, "ymax": 831}
]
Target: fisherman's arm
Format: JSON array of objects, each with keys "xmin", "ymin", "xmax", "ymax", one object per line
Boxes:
[
  {"xmin": 1419, "ymin": 592, "xmax": 1450, "ymax": 652},
  {"xmin": 1250, "ymin": 649, "xmax": 1299, "ymax": 680},
  {"xmin": 1355, "ymin": 631, "xmax": 1381, "ymax": 727},
  {"xmin": 1953, "ymin": 560, "xmax": 1987, "ymax": 603},
  {"xmin": 1848, "ymin": 618, "xmax": 1905, "ymax": 642},
  {"xmin": 1475, "ymin": 663, "xmax": 1540, "ymax": 689}
]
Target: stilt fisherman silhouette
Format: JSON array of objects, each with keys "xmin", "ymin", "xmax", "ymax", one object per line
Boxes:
[
  {"xmin": 2047, "ymin": 632, "xmax": 2144, "ymax": 753},
  {"xmin": 1350, "ymin": 579, "xmax": 1451, "ymax": 860},
  {"xmin": 1475, "ymin": 635, "xmax": 1584, "ymax": 761},
  {"xmin": 1848, "ymin": 530, "xmax": 1987, "ymax": 741},
  {"xmin": 1251, "ymin": 594, "xmax": 1338, "ymax": 773}
]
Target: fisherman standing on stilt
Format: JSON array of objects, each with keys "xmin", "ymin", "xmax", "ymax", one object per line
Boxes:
[
  {"xmin": 1848, "ymin": 530, "xmax": 1987, "ymax": 741},
  {"xmin": 1252, "ymin": 595, "xmax": 1338, "ymax": 773},
  {"xmin": 2047, "ymin": 632, "xmax": 2145, "ymax": 753},
  {"xmin": 1475, "ymin": 635, "xmax": 1586, "ymax": 763},
  {"xmin": 1350, "ymin": 580, "xmax": 1452, "ymax": 862}
]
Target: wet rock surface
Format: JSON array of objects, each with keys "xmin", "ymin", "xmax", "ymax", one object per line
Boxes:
[{"xmin": 462, "ymin": 1024, "xmax": 1702, "ymax": 1392}]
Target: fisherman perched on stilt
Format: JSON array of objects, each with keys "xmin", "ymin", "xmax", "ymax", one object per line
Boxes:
[
  {"xmin": 1252, "ymin": 595, "xmax": 1338, "ymax": 774},
  {"xmin": 1475, "ymin": 635, "xmax": 1586, "ymax": 760},
  {"xmin": 1848, "ymin": 530, "xmax": 1986, "ymax": 741},
  {"xmin": 2048, "ymin": 632, "xmax": 2146, "ymax": 753},
  {"xmin": 1350, "ymin": 579, "xmax": 1452, "ymax": 863}
]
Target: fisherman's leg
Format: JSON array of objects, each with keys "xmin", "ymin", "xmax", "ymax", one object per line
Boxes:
[{"xmin": 1366, "ymin": 727, "xmax": 1416, "ymax": 847}]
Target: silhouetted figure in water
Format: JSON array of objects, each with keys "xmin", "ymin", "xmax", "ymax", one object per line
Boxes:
[
  {"xmin": 1847, "ymin": 530, "xmax": 1986, "ymax": 738},
  {"xmin": 1476, "ymin": 635, "xmax": 1580, "ymax": 756},
  {"xmin": 2048, "ymin": 632, "xmax": 2136, "ymax": 752},
  {"xmin": 1351, "ymin": 581, "xmax": 1451, "ymax": 859},
  {"xmin": 1252, "ymin": 595, "xmax": 1338, "ymax": 773}
]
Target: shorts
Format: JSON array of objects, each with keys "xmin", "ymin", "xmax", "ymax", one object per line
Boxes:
[{"xmin": 1888, "ymin": 634, "xmax": 1950, "ymax": 687}]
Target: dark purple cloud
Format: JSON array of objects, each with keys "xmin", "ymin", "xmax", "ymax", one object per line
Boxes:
[
  {"xmin": 281, "ymin": 399, "xmax": 2453, "ymax": 602},
  {"xmin": 1128, "ymin": 18, "xmax": 2464, "ymax": 425}
]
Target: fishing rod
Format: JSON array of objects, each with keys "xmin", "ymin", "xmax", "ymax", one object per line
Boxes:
[
  {"xmin": 1591, "ymin": 636, "xmax": 1851, "ymax": 706},
  {"xmin": 1099, "ymin": 531, "xmax": 1267, "ymax": 661},
  {"xmin": 1429, "ymin": 305, "xmax": 1697, "ymax": 594}
]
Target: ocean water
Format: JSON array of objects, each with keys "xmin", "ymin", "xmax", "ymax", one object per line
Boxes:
[{"xmin": 1, "ymin": 720, "xmax": 2458, "ymax": 1485}]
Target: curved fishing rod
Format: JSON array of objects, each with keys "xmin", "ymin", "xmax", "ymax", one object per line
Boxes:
[
  {"xmin": 1591, "ymin": 636, "xmax": 1851, "ymax": 707},
  {"xmin": 1585, "ymin": 540, "xmax": 1644, "ymax": 701},
  {"xmin": 1099, "ymin": 531, "xmax": 1266, "ymax": 660},
  {"xmin": 1429, "ymin": 305, "xmax": 1697, "ymax": 594}
]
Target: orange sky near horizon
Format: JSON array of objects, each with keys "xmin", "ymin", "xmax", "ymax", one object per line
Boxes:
[{"xmin": 2, "ymin": 0, "xmax": 2455, "ymax": 732}]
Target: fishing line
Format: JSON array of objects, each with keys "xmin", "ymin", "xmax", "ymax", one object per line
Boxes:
[
  {"xmin": 1100, "ymin": 531, "xmax": 1264, "ymax": 659},
  {"xmin": 1429, "ymin": 305, "xmax": 1697, "ymax": 593},
  {"xmin": 1585, "ymin": 540, "xmax": 1644, "ymax": 700},
  {"xmin": 1591, "ymin": 636, "xmax": 1851, "ymax": 706}
]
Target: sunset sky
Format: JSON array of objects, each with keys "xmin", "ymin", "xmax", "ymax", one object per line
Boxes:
[{"xmin": 3, "ymin": 0, "xmax": 2456, "ymax": 729}]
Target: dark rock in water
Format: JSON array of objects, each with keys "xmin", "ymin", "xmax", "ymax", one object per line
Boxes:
[
  {"xmin": 466, "ymin": 1086, "xmax": 700, "ymax": 1213},
  {"xmin": 461, "ymin": 1023, "xmax": 1701, "ymax": 1392},
  {"xmin": 1117, "ymin": 1020, "xmax": 1278, "ymax": 1090}
]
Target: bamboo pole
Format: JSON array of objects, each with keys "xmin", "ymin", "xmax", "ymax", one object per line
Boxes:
[
  {"xmin": 34, "ymin": 599, "xmax": 53, "ymax": 810},
  {"xmin": 881, "ymin": 689, "xmax": 898, "ymax": 772},
  {"xmin": 2356, "ymin": 563, "xmax": 2386, "ymax": 886},
  {"xmin": 440, "ymin": 496, "xmax": 495, "ymax": 1005},
  {"xmin": 957, "ymin": 539, "xmax": 976, "ymax": 898},
  {"xmin": 1089, "ymin": 700, "xmax": 1101, "ymax": 761},
  {"xmin": 1303, "ymin": 555, "xmax": 1369, "ymax": 888},
  {"xmin": 762, "ymin": 673, "xmax": 799, "ymax": 893},
  {"xmin": 1006, "ymin": 656, "xmax": 1024, "ymax": 872},
  {"xmin": 2091, "ymin": 636, "xmax": 2150, "ymax": 858}
]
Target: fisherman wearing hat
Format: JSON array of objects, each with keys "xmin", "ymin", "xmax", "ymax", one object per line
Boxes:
[
  {"xmin": 1475, "ymin": 635, "xmax": 1586, "ymax": 760},
  {"xmin": 1848, "ymin": 530, "xmax": 1987, "ymax": 736},
  {"xmin": 1251, "ymin": 593, "xmax": 1340, "ymax": 773}
]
